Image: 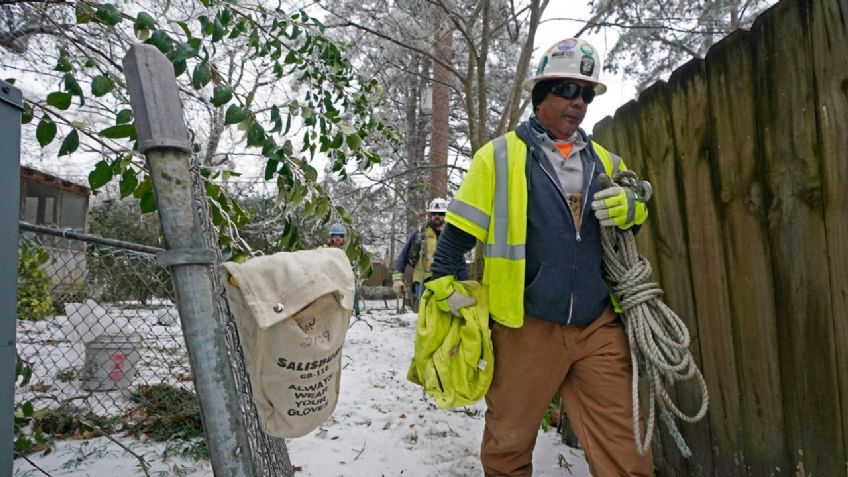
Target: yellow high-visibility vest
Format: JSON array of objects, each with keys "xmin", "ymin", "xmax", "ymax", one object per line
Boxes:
[
  {"xmin": 412, "ymin": 225, "xmax": 439, "ymax": 284},
  {"xmin": 445, "ymin": 131, "xmax": 621, "ymax": 328}
]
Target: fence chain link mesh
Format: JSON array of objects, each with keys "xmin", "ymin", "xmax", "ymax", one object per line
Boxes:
[
  {"xmin": 15, "ymin": 228, "xmax": 197, "ymax": 438},
  {"xmin": 15, "ymin": 156, "xmax": 293, "ymax": 476},
  {"xmin": 189, "ymin": 154, "xmax": 293, "ymax": 476}
]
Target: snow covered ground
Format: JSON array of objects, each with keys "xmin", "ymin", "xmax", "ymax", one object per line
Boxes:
[{"xmin": 14, "ymin": 300, "xmax": 590, "ymax": 476}]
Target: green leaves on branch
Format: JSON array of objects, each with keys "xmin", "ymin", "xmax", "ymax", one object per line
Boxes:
[
  {"xmin": 23, "ymin": 2, "xmax": 397, "ymax": 269},
  {"xmin": 17, "ymin": 239, "xmax": 53, "ymax": 322},
  {"xmin": 202, "ymin": 168, "xmax": 250, "ymax": 256},
  {"xmin": 54, "ymin": 54, "xmax": 72, "ymax": 73},
  {"xmin": 64, "ymin": 73, "xmax": 84, "ymax": 106},
  {"xmin": 211, "ymin": 85, "xmax": 233, "ymax": 106},
  {"xmin": 95, "ymin": 3, "xmax": 123, "ymax": 27},
  {"xmin": 346, "ymin": 132, "xmax": 362, "ymax": 151},
  {"xmin": 115, "ymin": 109, "xmax": 133, "ymax": 125},
  {"xmin": 91, "ymin": 75, "xmax": 114, "ymax": 97},
  {"xmin": 146, "ymin": 30, "xmax": 176, "ymax": 56},
  {"xmin": 119, "ymin": 168, "xmax": 139, "ymax": 198},
  {"xmin": 89, "ymin": 157, "xmax": 147, "ymax": 205},
  {"xmin": 36, "ymin": 119, "xmax": 57, "ymax": 147},
  {"xmin": 246, "ymin": 121, "xmax": 265, "ymax": 148},
  {"xmin": 192, "ymin": 62, "xmax": 212, "ymax": 89},
  {"xmin": 89, "ymin": 160, "xmax": 113, "ymax": 189},
  {"xmin": 134, "ymin": 11, "xmax": 156, "ymax": 39},
  {"xmin": 46, "ymin": 92, "xmax": 71, "ymax": 110},
  {"xmin": 129, "ymin": 175, "xmax": 156, "ymax": 213},
  {"xmin": 224, "ymin": 104, "xmax": 249, "ymax": 125},
  {"xmin": 168, "ymin": 41, "xmax": 197, "ymax": 62},
  {"xmin": 277, "ymin": 219, "xmax": 299, "ymax": 250},
  {"xmin": 100, "ymin": 124, "xmax": 135, "ymax": 139},
  {"xmin": 13, "ymin": 353, "xmax": 49, "ymax": 456},
  {"xmin": 58, "ymin": 129, "xmax": 79, "ymax": 156}
]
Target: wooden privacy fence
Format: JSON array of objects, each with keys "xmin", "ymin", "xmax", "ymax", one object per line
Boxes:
[{"xmin": 591, "ymin": 0, "xmax": 847, "ymax": 475}]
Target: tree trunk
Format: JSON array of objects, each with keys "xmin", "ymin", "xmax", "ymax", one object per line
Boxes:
[
  {"xmin": 404, "ymin": 55, "xmax": 431, "ymax": 232},
  {"xmin": 428, "ymin": 5, "xmax": 452, "ymax": 201}
]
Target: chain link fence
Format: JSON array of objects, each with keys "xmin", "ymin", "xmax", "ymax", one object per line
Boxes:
[
  {"xmin": 15, "ymin": 223, "xmax": 198, "ymax": 429},
  {"xmin": 14, "ymin": 153, "xmax": 297, "ymax": 475},
  {"xmin": 190, "ymin": 157, "xmax": 294, "ymax": 475},
  {"xmin": 16, "ymin": 195, "xmax": 293, "ymax": 475}
]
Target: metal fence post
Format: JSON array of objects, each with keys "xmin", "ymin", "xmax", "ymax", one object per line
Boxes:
[
  {"xmin": 0, "ymin": 80, "xmax": 22, "ymax": 477},
  {"xmin": 122, "ymin": 44, "xmax": 256, "ymax": 477}
]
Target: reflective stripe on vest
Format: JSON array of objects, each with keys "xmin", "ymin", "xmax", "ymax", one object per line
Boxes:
[
  {"xmin": 483, "ymin": 136, "xmax": 526, "ymax": 260},
  {"xmin": 591, "ymin": 141, "xmax": 622, "ymax": 177},
  {"xmin": 447, "ymin": 200, "xmax": 490, "ymax": 231},
  {"xmin": 610, "ymin": 153, "xmax": 622, "ymax": 174}
]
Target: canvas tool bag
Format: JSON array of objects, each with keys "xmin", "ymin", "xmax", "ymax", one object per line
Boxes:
[{"xmin": 221, "ymin": 248, "xmax": 354, "ymax": 438}]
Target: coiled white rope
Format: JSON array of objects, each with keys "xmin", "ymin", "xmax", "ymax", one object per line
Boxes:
[{"xmin": 599, "ymin": 177, "xmax": 710, "ymax": 458}]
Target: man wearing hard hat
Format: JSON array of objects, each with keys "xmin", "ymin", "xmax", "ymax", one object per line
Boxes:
[
  {"xmin": 393, "ymin": 197, "xmax": 468, "ymax": 310},
  {"xmin": 326, "ymin": 222, "xmax": 347, "ymax": 248},
  {"xmin": 324, "ymin": 223, "xmax": 362, "ymax": 318},
  {"xmin": 426, "ymin": 38, "xmax": 653, "ymax": 476}
]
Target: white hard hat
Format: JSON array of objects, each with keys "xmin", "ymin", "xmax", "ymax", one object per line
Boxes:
[
  {"xmin": 427, "ymin": 197, "xmax": 449, "ymax": 213},
  {"xmin": 523, "ymin": 38, "xmax": 607, "ymax": 95}
]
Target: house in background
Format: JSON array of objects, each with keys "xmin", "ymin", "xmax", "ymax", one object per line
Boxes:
[
  {"xmin": 19, "ymin": 166, "xmax": 91, "ymax": 302},
  {"xmin": 20, "ymin": 166, "xmax": 89, "ymax": 231}
]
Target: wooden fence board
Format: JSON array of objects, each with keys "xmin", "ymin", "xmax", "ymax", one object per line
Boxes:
[
  {"xmin": 752, "ymin": 0, "xmax": 844, "ymax": 473},
  {"xmin": 617, "ymin": 100, "xmax": 691, "ymax": 475},
  {"xmin": 635, "ymin": 80, "xmax": 715, "ymax": 476},
  {"xmin": 592, "ymin": 116, "xmax": 615, "ymax": 151},
  {"xmin": 809, "ymin": 0, "xmax": 848, "ymax": 463},
  {"xmin": 611, "ymin": 101, "xmax": 662, "ymax": 279},
  {"xmin": 666, "ymin": 58, "xmax": 740, "ymax": 476},
  {"xmin": 705, "ymin": 27, "xmax": 789, "ymax": 475}
]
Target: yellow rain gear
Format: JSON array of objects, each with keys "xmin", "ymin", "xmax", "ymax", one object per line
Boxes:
[{"xmin": 407, "ymin": 279, "xmax": 493, "ymax": 408}]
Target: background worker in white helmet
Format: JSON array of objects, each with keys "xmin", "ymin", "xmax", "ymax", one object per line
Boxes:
[
  {"xmin": 392, "ymin": 198, "xmax": 468, "ymax": 310},
  {"xmin": 425, "ymin": 38, "xmax": 653, "ymax": 476}
]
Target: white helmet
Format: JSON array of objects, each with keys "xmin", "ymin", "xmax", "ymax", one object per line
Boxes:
[
  {"xmin": 427, "ymin": 197, "xmax": 449, "ymax": 213},
  {"xmin": 523, "ymin": 38, "xmax": 607, "ymax": 95}
]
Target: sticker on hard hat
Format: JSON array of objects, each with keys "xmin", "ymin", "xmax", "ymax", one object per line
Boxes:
[
  {"xmin": 557, "ymin": 39, "xmax": 578, "ymax": 51},
  {"xmin": 580, "ymin": 43, "xmax": 595, "ymax": 55},
  {"xmin": 580, "ymin": 55, "xmax": 595, "ymax": 76},
  {"xmin": 536, "ymin": 56, "xmax": 548, "ymax": 75}
]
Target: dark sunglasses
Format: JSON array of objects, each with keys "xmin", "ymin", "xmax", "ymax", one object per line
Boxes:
[
  {"xmin": 550, "ymin": 82, "xmax": 596, "ymax": 104},
  {"xmin": 430, "ymin": 212, "xmax": 446, "ymax": 217}
]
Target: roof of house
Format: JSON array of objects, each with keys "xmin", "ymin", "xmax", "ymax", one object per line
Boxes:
[{"xmin": 21, "ymin": 166, "xmax": 91, "ymax": 197}]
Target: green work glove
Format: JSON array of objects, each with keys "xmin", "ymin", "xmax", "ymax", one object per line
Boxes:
[
  {"xmin": 425, "ymin": 275, "xmax": 476, "ymax": 317},
  {"xmin": 392, "ymin": 272, "xmax": 405, "ymax": 297},
  {"xmin": 591, "ymin": 186, "xmax": 648, "ymax": 230}
]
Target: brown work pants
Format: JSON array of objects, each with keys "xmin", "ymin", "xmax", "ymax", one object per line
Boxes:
[{"xmin": 481, "ymin": 307, "xmax": 653, "ymax": 476}]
